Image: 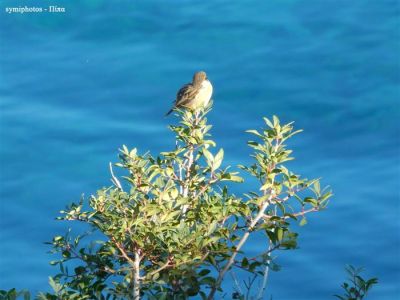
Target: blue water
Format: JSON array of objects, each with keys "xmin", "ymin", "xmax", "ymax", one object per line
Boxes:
[{"xmin": 1, "ymin": 0, "xmax": 399, "ymax": 299}]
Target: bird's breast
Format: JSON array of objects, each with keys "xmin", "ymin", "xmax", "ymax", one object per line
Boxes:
[{"xmin": 193, "ymin": 80, "xmax": 213, "ymax": 108}]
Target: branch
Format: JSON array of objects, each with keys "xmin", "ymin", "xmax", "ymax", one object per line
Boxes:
[
  {"xmin": 178, "ymin": 161, "xmax": 184, "ymax": 194},
  {"xmin": 247, "ymin": 243, "xmax": 280, "ymax": 262},
  {"xmin": 133, "ymin": 250, "xmax": 141, "ymax": 300},
  {"xmin": 142, "ymin": 251, "xmax": 209, "ymax": 283},
  {"xmin": 275, "ymin": 184, "xmax": 316, "ymax": 203},
  {"xmin": 207, "ymin": 137, "xmax": 283, "ymax": 299},
  {"xmin": 262, "ymin": 207, "xmax": 319, "ymax": 221},
  {"xmin": 207, "ymin": 198, "xmax": 272, "ymax": 300},
  {"xmin": 256, "ymin": 244, "xmax": 273, "ymax": 300},
  {"xmin": 245, "ymin": 274, "xmax": 258, "ymax": 300},
  {"xmin": 191, "ymin": 179, "xmax": 218, "ymax": 202},
  {"xmin": 109, "ymin": 162, "xmax": 123, "ymax": 191},
  {"xmin": 111, "ymin": 237, "xmax": 135, "ymax": 268},
  {"xmin": 230, "ymin": 271, "xmax": 244, "ymax": 296},
  {"xmin": 183, "ymin": 145, "xmax": 194, "ymax": 197},
  {"xmin": 144, "ymin": 259, "xmax": 172, "ymax": 280}
]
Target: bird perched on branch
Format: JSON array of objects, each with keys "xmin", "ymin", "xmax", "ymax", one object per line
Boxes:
[{"xmin": 166, "ymin": 71, "xmax": 213, "ymax": 116}]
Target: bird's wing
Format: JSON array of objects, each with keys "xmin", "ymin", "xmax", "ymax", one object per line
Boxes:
[{"xmin": 175, "ymin": 83, "xmax": 198, "ymax": 107}]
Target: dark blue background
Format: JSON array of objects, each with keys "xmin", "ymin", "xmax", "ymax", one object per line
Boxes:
[{"xmin": 1, "ymin": 0, "xmax": 399, "ymax": 299}]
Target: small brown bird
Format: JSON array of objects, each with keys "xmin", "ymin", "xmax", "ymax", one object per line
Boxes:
[{"xmin": 166, "ymin": 71, "xmax": 213, "ymax": 116}]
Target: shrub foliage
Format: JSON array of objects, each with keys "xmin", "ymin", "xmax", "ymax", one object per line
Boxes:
[{"xmin": 4, "ymin": 106, "xmax": 334, "ymax": 300}]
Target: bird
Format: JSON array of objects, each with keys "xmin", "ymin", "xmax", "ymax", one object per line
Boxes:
[{"xmin": 166, "ymin": 71, "xmax": 213, "ymax": 116}]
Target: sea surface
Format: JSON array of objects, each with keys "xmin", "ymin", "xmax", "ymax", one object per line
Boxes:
[{"xmin": 0, "ymin": 0, "xmax": 399, "ymax": 299}]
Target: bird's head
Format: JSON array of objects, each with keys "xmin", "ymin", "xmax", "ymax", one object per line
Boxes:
[{"xmin": 192, "ymin": 71, "xmax": 207, "ymax": 86}]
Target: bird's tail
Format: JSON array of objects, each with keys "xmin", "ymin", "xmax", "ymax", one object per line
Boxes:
[{"xmin": 165, "ymin": 108, "xmax": 173, "ymax": 116}]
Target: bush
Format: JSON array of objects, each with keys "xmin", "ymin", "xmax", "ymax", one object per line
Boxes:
[{"xmin": 3, "ymin": 105, "xmax": 333, "ymax": 299}]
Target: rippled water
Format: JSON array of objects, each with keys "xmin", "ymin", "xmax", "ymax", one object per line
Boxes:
[{"xmin": 1, "ymin": 0, "xmax": 399, "ymax": 299}]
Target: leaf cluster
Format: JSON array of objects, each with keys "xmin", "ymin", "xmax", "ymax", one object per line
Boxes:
[{"xmin": 334, "ymin": 265, "xmax": 378, "ymax": 300}]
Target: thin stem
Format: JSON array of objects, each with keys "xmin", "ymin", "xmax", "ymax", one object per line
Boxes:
[
  {"xmin": 181, "ymin": 113, "xmax": 199, "ymax": 211},
  {"xmin": 262, "ymin": 207, "xmax": 319, "ymax": 220},
  {"xmin": 111, "ymin": 238, "xmax": 135, "ymax": 268},
  {"xmin": 256, "ymin": 243, "xmax": 273, "ymax": 300},
  {"xmin": 144, "ymin": 259, "xmax": 171, "ymax": 280},
  {"xmin": 109, "ymin": 162, "xmax": 123, "ymax": 191},
  {"xmin": 247, "ymin": 243, "xmax": 280, "ymax": 262},
  {"xmin": 133, "ymin": 251, "xmax": 141, "ymax": 300},
  {"xmin": 182, "ymin": 147, "xmax": 193, "ymax": 214},
  {"xmin": 246, "ymin": 274, "xmax": 258, "ymax": 300},
  {"xmin": 191, "ymin": 179, "xmax": 217, "ymax": 202},
  {"xmin": 230, "ymin": 271, "xmax": 243, "ymax": 296},
  {"xmin": 178, "ymin": 162, "xmax": 183, "ymax": 194}
]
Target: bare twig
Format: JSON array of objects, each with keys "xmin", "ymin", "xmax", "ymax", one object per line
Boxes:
[
  {"xmin": 109, "ymin": 162, "xmax": 123, "ymax": 191},
  {"xmin": 230, "ymin": 271, "xmax": 244, "ymax": 296},
  {"xmin": 245, "ymin": 274, "xmax": 258, "ymax": 300},
  {"xmin": 256, "ymin": 244, "xmax": 273, "ymax": 300}
]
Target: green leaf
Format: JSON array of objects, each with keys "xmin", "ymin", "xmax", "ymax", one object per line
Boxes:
[
  {"xmin": 299, "ymin": 217, "xmax": 307, "ymax": 226},
  {"xmin": 273, "ymin": 115, "xmax": 280, "ymax": 127},
  {"xmin": 260, "ymin": 181, "xmax": 271, "ymax": 191},
  {"xmin": 304, "ymin": 197, "xmax": 318, "ymax": 206},
  {"xmin": 314, "ymin": 180, "xmax": 321, "ymax": 195},
  {"xmin": 263, "ymin": 117, "xmax": 274, "ymax": 128},
  {"xmin": 48, "ymin": 277, "xmax": 62, "ymax": 294},
  {"xmin": 249, "ymin": 261, "xmax": 261, "ymax": 272},
  {"xmin": 203, "ymin": 148, "xmax": 214, "ymax": 167},
  {"xmin": 198, "ymin": 269, "xmax": 211, "ymax": 277},
  {"xmin": 201, "ymin": 276, "xmax": 216, "ymax": 286},
  {"xmin": 246, "ymin": 129, "xmax": 263, "ymax": 137},
  {"xmin": 213, "ymin": 149, "xmax": 224, "ymax": 171},
  {"xmin": 277, "ymin": 228, "xmax": 284, "ymax": 241},
  {"xmin": 241, "ymin": 257, "xmax": 249, "ymax": 268},
  {"xmin": 62, "ymin": 250, "xmax": 71, "ymax": 258},
  {"xmin": 53, "ymin": 236, "xmax": 63, "ymax": 242},
  {"xmin": 152, "ymin": 272, "xmax": 160, "ymax": 281},
  {"xmin": 204, "ymin": 140, "xmax": 216, "ymax": 147},
  {"xmin": 23, "ymin": 291, "xmax": 30, "ymax": 300},
  {"xmin": 266, "ymin": 230, "xmax": 277, "ymax": 244},
  {"xmin": 74, "ymin": 266, "xmax": 86, "ymax": 275},
  {"xmin": 229, "ymin": 175, "xmax": 244, "ymax": 183}
]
